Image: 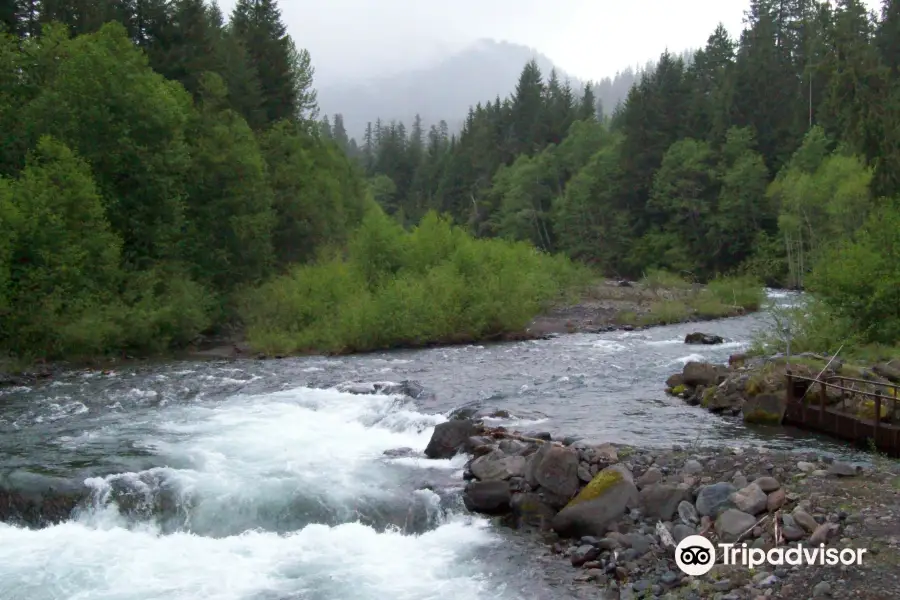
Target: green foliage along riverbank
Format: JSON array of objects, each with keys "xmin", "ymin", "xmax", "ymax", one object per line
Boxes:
[
  {"xmin": 239, "ymin": 210, "xmax": 586, "ymax": 355},
  {"xmin": 1, "ymin": 0, "xmax": 896, "ymax": 367},
  {"xmin": 0, "ymin": 6, "xmax": 372, "ymax": 363},
  {"xmin": 337, "ymin": 0, "xmax": 900, "ymax": 358}
]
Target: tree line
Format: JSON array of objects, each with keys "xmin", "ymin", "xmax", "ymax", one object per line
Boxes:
[
  {"xmin": 0, "ymin": 0, "xmax": 373, "ymax": 360},
  {"xmin": 332, "ymin": 0, "xmax": 899, "ymax": 294},
  {"xmin": 1, "ymin": 0, "xmax": 896, "ymax": 362}
]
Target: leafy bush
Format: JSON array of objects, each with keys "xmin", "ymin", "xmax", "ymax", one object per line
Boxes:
[
  {"xmin": 705, "ymin": 274, "xmax": 765, "ymax": 311},
  {"xmin": 239, "ymin": 209, "xmax": 587, "ymax": 354},
  {"xmin": 640, "ymin": 269, "xmax": 693, "ymax": 291}
]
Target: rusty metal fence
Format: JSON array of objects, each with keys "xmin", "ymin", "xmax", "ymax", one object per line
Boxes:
[{"xmin": 783, "ymin": 370, "xmax": 900, "ymax": 457}]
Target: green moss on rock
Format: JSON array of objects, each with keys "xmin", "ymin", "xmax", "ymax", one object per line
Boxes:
[
  {"xmin": 701, "ymin": 386, "xmax": 717, "ymax": 407},
  {"xmin": 671, "ymin": 384, "xmax": 686, "ymax": 396},
  {"xmin": 743, "ymin": 407, "xmax": 783, "ymax": 425},
  {"xmin": 564, "ymin": 469, "xmax": 623, "ymax": 508}
]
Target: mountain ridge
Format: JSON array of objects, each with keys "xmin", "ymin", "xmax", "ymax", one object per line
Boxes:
[{"xmin": 317, "ymin": 38, "xmax": 674, "ymax": 138}]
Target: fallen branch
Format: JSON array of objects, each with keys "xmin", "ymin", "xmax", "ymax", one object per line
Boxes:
[
  {"xmin": 734, "ymin": 514, "xmax": 769, "ymax": 544},
  {"xmin": 798, "ymin": 345, "xmax": 844, "ymax": 402}
]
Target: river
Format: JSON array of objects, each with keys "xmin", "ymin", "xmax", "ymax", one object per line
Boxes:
[{"xmin": 0, "ymin": 290, "xmax": 858, "ymax": 599}]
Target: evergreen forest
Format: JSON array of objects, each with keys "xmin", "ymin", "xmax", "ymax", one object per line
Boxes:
[{"xmin": 0, "ymin": 0, "xmax": 897, "ymax": 362}]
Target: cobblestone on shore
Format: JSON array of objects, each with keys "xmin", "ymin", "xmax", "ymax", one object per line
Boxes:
[{"xmin": 421, "ymin": 416, "xmax": 900, "ymax": 599}]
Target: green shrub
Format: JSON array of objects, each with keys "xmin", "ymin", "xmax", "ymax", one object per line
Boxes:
[
  {"xmin": 640, "ymin": 269, "xmax": 693, "ymax": 291},
  {"xmin": 238, "ymin": 209, "xmax": 587, "ymax": 355},
  {"xmin": 704, "ymin": 274, "xmax": 765, "ymax": 311},
  {"xmin": 640, "ymin": 300, "xmax": 690, "ymax": 325}
]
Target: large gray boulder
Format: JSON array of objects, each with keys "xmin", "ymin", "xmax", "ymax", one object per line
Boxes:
[
  {"xmin": 638, "ymin": 483, "xmax": 692, "ymax": 521},
  {"xmin": 525, "ymin": 444, "xmax": 581, "ymax": 507},
  {"xmin": 551, "ymin": 464, "xmax": 638, "ymax": 538},
  {"xmin": 682, "ymin": 361, "xmax": 726, "ymax": 387},
  {"xmin": 463, "ymin": 480, "xmax": 511, "ymax": 514},
  {"xmin": 424, "ymin": 419, "xmax": 477, "ymax": 459},
  {"xmin": 695, "ymin": 482, "xmax": 737, "ymax": 518},
  {"xmin": 469, "ymin": 450, "xmax": 527, "ymax": 481}
]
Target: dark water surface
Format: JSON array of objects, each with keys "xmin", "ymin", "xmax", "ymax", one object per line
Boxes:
[{"xmin": 0, "ymin": 291, "xmax": 857, "ymax": 600}]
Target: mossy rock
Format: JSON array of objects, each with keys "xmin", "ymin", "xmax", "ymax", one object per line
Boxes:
[
  {"xmin": 742, "ymin": 393, "xmax": 786, "ymax": 425},
  {"xmin": 743, "ymin": 406, "xmax": 784, "ymax": 425},
  {"xmin": 745, "ymin": 376, "xmax": 764, "ymax": 397},
  {"xmin": 564, "ymin": 467, "xmax": 625, "ymax": 509},
  {"xmin": 701, "ymin": 386, "xmax": 717, "ymax": 408},
  {"xmin": 671, "ymin": 384, "xmax": 686, "ymax": 397},
  {"xmin": 838, "ymin": 363, "xmax": 869, "ymax": 379}
]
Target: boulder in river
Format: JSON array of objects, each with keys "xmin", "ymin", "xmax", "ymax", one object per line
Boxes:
[
  {"xmin": 469, "ymin": 450, "xmax": 527, "ymax": 481},
  {"xmin": 742, "ymin": 392, "xmax": 787, "ymax": 425},
  {"xmin": 463, "ymin": 480, "xmax": 511, "ymax": 514},
  {"xmin": 0, "ymin": 486, "xmax": 86, "ymax": 528},
  {"xmin": 685, "ymin": 332, "xmax": 725, "ymax": 345},
  {"xmin": 338, "ymin": 380, "xmax": 427, "ymax": 399},
  {"xmin": 682, "ymin": 361, "xmax": 727, "ymax": 387},
  {"xmin": 425, "ymin": 419, "xmax": 478, "ymax": 459},
  {"xmin": 551, "ymin": 464, "xmax": 637, "ymax": 538}
]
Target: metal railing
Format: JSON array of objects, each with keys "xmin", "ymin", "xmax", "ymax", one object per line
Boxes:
[{"xmin": 784, "ymin": 370, "xmax": 900, "ymax": 456}]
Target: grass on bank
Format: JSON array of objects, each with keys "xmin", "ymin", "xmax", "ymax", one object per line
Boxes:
[
  {"xmin": 748, "ymin": 297, "xmax": 900, "ymax": 365},
  {"xmin": 237, "ymin": 208, "xmax": 589, "ymax": 355},
  {"xmin": 613, "ymin": 270, "xmax": 765, "ymax": 327}
]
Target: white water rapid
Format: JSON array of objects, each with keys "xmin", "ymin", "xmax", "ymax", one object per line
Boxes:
[{"xmin": 0, "ymin": 386, "xmax": 518, "ymax": 600}]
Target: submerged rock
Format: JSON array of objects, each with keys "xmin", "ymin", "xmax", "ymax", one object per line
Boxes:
[
  {"xmin": 685, "ymin": 332, "xmax": 725, "ymax": 345},
  {"xmin": 338, "ymin": 379, "xmax": 427, "ymax": 399},
  {"xmin": 0, "ymin": 486, "xmax": 86, "ymax": 528}
]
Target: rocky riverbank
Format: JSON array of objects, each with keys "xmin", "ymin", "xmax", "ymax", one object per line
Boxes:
[
  {"xmin": 525, "ymin": 279, "xmax": 758, "ymax": 337},
  {"xmin": 664, "ymin": 353, "xmax": 900, "ymax": 425},
  {"xmin": 420, "ymin": 417, "xmax": 900, "ymax": 599}
]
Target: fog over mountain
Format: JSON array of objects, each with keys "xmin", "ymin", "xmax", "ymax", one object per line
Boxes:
[
  {"xmin": 213, "ymin": 0, "xmax": 878, "ymax": 137},
  {"xmin": 316, "ymin": 40, "xmax": 577, "ymax": 138}
]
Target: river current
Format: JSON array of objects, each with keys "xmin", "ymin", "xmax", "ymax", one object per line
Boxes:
[{"xmin": 0, "ymin": 290, "xmax": 855, "ymax": 599}]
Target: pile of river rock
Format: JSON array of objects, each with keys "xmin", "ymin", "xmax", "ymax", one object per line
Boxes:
[{"xmin": 421, "ymin": 417, "xmax": 867, "ymax": 599}]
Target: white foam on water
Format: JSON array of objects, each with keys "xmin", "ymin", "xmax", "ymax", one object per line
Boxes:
[
  {"xmin": 645, "ymin": 338, "xmax": 683, "ymax": 346},
  {"xmin": 670, "ymin": 353, "xmax": 707, "ymax": 365},
  {"xmin": 0, "ymin": 385, "xmax": 510, "ymax": 600},
  {"xmin": 385, "ymin": 454, "xmax": 469, "ymax": 470},
  {"xmin": 0, "ymin": 516, "xmax": 502, "ymax": 600},
  {"xmin": 590, "ymin": 340, "xmax": 627, "ymax": 352},
  {"xmin": 481, "ymin": 416, "xmax": 550, "ymax": 428}
]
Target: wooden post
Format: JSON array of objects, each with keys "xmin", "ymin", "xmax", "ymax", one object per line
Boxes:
[
  {"xmin": 819, "ymin": 379, "xmax": 827, "ymax": 427},
  {"xmin": 786, "ymin": 369, "xmax": 798, "ymax": 423},
  {"xmin": 874, "ymin": 391, "xmax": 882, "ymax": 449}
]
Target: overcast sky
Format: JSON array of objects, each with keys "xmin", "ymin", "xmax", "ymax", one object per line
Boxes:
[{"xmin": 216, "ymin": 0, "xmax": 882, "ymax": 86}]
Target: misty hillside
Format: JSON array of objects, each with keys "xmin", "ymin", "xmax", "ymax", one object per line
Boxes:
[{"xmin": 318, "ymin": 39, "xmax": 687, "ymax": 138}]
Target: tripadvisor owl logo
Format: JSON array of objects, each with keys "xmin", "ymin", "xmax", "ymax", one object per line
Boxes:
[
  {"xmin": 675, "ymin": 535, "xmax": 716, "ymax": 576},
  {"xmin": 675, "ymin": 534, "xmax": 867, "ymax": 576}
]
